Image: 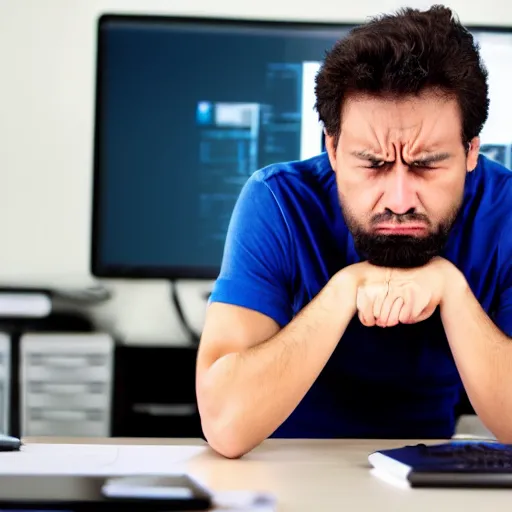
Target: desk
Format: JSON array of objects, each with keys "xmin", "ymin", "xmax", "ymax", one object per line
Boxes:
[{"xmin": 23, "ymin": 437, "xmax": 508, "ymax": 511}]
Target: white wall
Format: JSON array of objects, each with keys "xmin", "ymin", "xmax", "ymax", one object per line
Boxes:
[{"xmin": 2, "ymin": 0, "xmax": 512, "ymax": 344}]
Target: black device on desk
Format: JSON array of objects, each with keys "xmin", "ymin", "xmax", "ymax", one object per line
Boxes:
[
  {"xmin": 0, "ymin": 433, "xmax": 21, "ymax": 451},
  {"xmin": 369, "ymin": 441, "xmax": 512, "ymax": 488},
  {"xmin": 0, "ymin": 474, "xmax": 212, "ymax": 510}
]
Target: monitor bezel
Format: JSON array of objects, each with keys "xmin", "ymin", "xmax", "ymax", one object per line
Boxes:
[{"xmin": 90, "ymin": 13, "xmax": 512, "ymax": 280}]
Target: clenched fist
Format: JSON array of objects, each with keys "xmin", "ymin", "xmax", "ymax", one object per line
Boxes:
[{"xmin": 346, "ymin": 257, "xmax": 452, "ymax": 328}]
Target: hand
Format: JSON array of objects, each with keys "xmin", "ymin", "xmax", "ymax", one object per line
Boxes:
[{"xmin": 347, "ymin": 257, "xmax": 453, "ymax": 328}]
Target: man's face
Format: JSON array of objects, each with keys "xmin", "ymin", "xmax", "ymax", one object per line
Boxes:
[{"xmin": 325, "ymin": 90, "xmax": 480, "ymax": 268}]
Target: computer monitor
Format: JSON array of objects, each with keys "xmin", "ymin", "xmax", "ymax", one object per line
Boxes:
[{"xmin": 91, "ymin": 15, "xmax": 512, "ymax": 280}]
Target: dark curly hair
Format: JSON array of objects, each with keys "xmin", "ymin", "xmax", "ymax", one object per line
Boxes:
[{"xmin": 315, "ymin": 5, "xmax": 489, "ymax": 146}]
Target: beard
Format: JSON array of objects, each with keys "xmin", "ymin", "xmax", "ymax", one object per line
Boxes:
[{"xmin": 341, "ymin": 205, "xmax": 461, "ymax": 269}]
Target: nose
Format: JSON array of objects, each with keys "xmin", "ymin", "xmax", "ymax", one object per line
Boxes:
[{"xmin": 381, "ymin": 166, "xmax": 418, "ymax": 215}]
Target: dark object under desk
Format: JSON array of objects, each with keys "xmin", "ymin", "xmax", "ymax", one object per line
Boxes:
[{"xmin": 112, "ymin": 345, "xmax": 203, "ymax": 438}]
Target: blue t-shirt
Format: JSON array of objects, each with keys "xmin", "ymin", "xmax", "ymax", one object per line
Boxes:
[{"xmin": 209, "ymin": 152, "xmax": 512, "ymax": 439}]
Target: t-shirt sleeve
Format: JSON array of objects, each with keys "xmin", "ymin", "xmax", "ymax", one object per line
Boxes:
[
  {"xmin": 493, "ymin": 217, "xmax": 512, "ymax": 337},
  {"xmin": 209, "ymin": 173, "xmax": 294, "ymax": 328}
]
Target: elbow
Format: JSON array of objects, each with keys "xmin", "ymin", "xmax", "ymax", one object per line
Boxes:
[
  {"xmin": 200, "ymin": 413, "xmax": 256, "ymax": 459},
  {"xmin": 206, "ymin": 434, "xmax": 249, "ymax": 460},
  {"xmin": 196, "ymin": 362, "xmax": 260, "ymax": 459},
  {"xmin": 196, "ymin": 358, "xmax": 265, "ymax": 459},
  {"xmin": 475, "ymin": 412, "xmax": 512, "ymax": 444},
  {"xmin": 496, "ymin": 434, "xmax": 512, "ymax": 445},
  {"xmin": 493, "ymin": 428, "xmax": 512, "ymax": 445},
  {"xmin": 198, "ymin": 392, "xmax": 259, "ymax": 458}
]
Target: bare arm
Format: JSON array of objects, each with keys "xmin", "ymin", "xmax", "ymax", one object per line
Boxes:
[
  {"xmin": 440, "ymin": 265, "xmax": 512, "ymax": 442},
  {"xmin": 196, "ymin": 270, "xmax": 358, "ymax": 458}
]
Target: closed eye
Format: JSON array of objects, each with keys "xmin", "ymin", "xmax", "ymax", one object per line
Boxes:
[
  {"xmin": 410, "ymin": 161, "xmax": 437, "ymax": 170},
  {"xmin": 366, "ymin": 160, "xmax": 438, "ymax": 170},
  {"xmin": 409, "ymin": 153, "xmax": 452, "ymax": 168},
  {"xmin": 366, "ymin": 159, "xmax": 387, "ymax": 169}
]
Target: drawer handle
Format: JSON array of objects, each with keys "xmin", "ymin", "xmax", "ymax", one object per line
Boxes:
[
  {"xmin": 41, "ymin": 384, "xmax": 86, "ymax": 395},
  {"xmin": 39, "ymin": 410, "xmax": 89, "ymax": 421},
  {"xmin": 43, "ymin": 357, "xmax": 88, "ymax": 368},
  {"xmin": 132, "ymin": 403, "xmax": 197, "ymax": 417}
]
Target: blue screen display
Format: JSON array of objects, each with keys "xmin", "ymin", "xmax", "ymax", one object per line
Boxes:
[{"xmin": 93, "ymin": 16, "xmax": 512, "ymax": 278}]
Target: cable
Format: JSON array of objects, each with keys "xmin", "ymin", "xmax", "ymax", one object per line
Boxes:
[{"xmin": 171, "ymin": 280, "xmax": 201, "ymax": 345}]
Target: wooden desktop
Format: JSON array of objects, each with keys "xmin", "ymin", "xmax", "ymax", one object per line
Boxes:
[{"xmin": 22, "ymin": 437, "xmax": 510, "ymax": 511}]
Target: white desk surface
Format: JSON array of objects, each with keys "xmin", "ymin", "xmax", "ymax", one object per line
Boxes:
[{"xmin": 19, "ymin": 437, "xmax": 509, "ymax": 511}]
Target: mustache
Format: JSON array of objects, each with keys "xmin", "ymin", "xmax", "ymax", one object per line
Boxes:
[{"xmin": 370, "ymin": 211, "xmax": 431, "ymax": 226}]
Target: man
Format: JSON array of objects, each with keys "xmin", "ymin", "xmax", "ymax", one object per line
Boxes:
[{"xmin": 195, "ymin": 5, "xmax": 512, "ymax": 458}]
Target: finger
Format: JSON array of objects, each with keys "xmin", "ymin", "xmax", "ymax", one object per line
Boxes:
[
  {"xmin": 357, "ymin": 290, "xmax": 375, "ymax": 327},
  {"xmin": 411, "ymin": 287, "xmax": 434, "ymax": 322},
  {"xmin": 366, "ymin": 283, "xmax": 389, "ymax": 326},
  {"xmin": 356, "ymin": 288, "xmax": 376, "ymax": 327},
  {"xmin": 398, "ymin": 287, "xmax": 413, "ymax": 324},
  {"xmin": 372, "ymin": 282, "xmax": 388, "ymax": 320},
  {"xmin": 416, "ymin": 304, "xmax": 437, "ymax": 322},
  {"xmin": 387, "ymin": 297, "xmax": 404, "ymax": 327},
  {"xmin": 377, "ymin": 289, "xmax": 400, "ymax": 327}
]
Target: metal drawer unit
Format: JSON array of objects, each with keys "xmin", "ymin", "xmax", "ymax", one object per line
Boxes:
[{"xmin": 20, "ymin": 333, "xmax": 114, "ymax": 437}]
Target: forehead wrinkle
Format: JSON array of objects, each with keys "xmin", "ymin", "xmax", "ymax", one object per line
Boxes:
[
  {"xmin": 407, "ymin": 117, "xmax": 451, "ymax": 157},
  {"xmin": 393, "ymin": 116, "xmax": 452, "ymax": 159},
  {"xmin": 341, "ymin": 93, "xmax": 462, "ymax": 158},
  {"xmin": 362, "ymin": 111, "xmax": 383, "ymax": 152},
  {"xmin": 400, "ymin": 126, "xmax": 425, "ymax": 158},
  {"xmin": 365, "ymin": 116, "xmax": 396, "ymax": 159}
]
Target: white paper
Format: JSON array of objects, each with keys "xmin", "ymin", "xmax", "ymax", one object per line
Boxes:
[
  {"xmin": 0, "ymin": 443, "xmax": 206, "ymax": 475},
  {"xmin": 214, "ymin": 491, "xmax": 276, "ymax": 511}
]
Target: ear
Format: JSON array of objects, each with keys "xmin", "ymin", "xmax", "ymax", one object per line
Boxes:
[
  {"xmin": 466, "ymin": 136, "xmax": 480, "ymax": 172},
  {"xmin": 324, "ymin": 129, "xmax": 338, "ymax": 171}
]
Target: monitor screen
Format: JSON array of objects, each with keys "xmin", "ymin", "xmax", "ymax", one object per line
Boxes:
[{"xmin": 91, "ymin": 15, "xmax": 512, "ymax": 279}]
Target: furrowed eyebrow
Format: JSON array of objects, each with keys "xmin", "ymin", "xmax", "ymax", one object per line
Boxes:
[
  {"xmin": 350, "ymin": 150, "xmax": 452, "ymax": 165},
  {"xmin": 408, "ymin": 152, "xmax": 452, "ymax": 166},
  {"xmin": 350, "ymin": 150, "xmax": 385, "ymax": 161}
]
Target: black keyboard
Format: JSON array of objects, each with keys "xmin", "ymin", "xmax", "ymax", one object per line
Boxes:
[
  {"xmin": 416, "ymin": 442, "xmax": 512, "ymax": 469},
  {"xmin": 369, "ymin": 441, "xmax": 512, "ymax": 487}
]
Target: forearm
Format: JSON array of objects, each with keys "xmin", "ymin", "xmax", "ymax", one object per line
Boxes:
[
  {"xmin": 200, "ymin": 271, "xmax": 357, "ymax": 458},
  {"xmin": 440, "ymin": 268, "xmax": 512, "ymax": 441}
]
